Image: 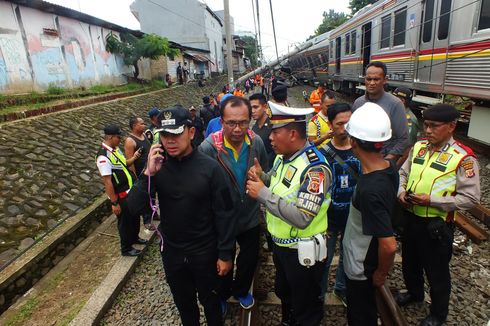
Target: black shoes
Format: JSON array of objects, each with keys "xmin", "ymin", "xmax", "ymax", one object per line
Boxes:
[
  {"xmin": 134, "ymin": 238, "xmax": 148, "ymax": 245},
  {"xmin": 419, "ymin": 314, "xmax": 445, "ymax": 326},
  {"xmin": 122, "ymin": 248, "xmax": 141, "ymax": 256},
  {"xmin": 395, "ymin": 292, "xmax": 423, "ymax": 306}
]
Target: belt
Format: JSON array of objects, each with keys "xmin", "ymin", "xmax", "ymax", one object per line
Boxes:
[
  {"xmin": 117, "ymin": 189, "xmax": 130, "ymax": 199},
  {"xmin": 272, "ymin": 233, "xmax": 326, "ymax": 247}
]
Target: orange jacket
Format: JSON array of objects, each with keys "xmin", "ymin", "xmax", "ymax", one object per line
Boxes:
[
  {"xmin": 309, "ymin": 89, "xmax": 324, "ymax": 113},
  {"xmin": 233, "ymin": 89, "xmax": 244, "ymax": 97}
]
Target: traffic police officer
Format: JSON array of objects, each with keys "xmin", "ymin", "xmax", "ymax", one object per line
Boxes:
[
  {"xmin": 396, "ymin": 104, "xmax": 481, "ymax": 326},
  {"xmin": 96, "ymin": 125, "xmax": 142, "ymax": 256},
  {"xmin": 246, "ymin": 101, "xmax": 332, "ymax": 326}
]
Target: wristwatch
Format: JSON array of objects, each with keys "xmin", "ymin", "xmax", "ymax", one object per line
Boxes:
[{"xmin": 111, "ymin": 199, "xmax": 119, "ymax": 206}]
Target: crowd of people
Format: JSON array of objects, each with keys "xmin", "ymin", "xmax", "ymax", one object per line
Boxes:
[{"xmin": 95, "ymin": 61, "xmax": 481, "ymax": 326}]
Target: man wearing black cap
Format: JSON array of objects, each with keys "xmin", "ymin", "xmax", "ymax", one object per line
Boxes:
[
  {"xmin": 201, "ymin": 95, "xmax": 219, "ymax": 129},
  {"xmin": 393, "ymin": 87, "xmax": 421, "ymax": 149},
  {"xmin": 96, "ymin": 125, "xmax": 142, "ymax": 256},
  {"xmin": 127, "ymin": 105, "xmax": 236, "ymax": 326},
  {"xmin": 396, "ymin": 104, "xmax": 481, "ymax": 326},
  {"xmin": 246, "ymin": 101, "xmax": 332, "ymax": 326},
  {"xmin": 271, "ymin": 84, "xmax": 288, "ymax": 106}
]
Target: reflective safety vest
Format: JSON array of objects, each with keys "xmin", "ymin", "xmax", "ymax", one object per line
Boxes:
[
  {"xmin": 266, "ymin": 146, "xmax": 330, "ymax": 247},
  {"xmin": 96, "ymin": 146, "xmax": 134, "ymax": 194},
  {"xmin": 309, "ymin": 89, "xmax": 324, "ymax": 113},
  {"xmin": 406, "ymin": 140, "xmax": 470, "ymax": 221}
]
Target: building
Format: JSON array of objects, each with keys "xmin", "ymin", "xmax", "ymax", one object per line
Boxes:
[
  {"xmin": 0, "ymin": 0, "xmax": 145, "ymax": 93},
  {"xmin": 131, "ymin": 0, "xmax": 223, "ymax": 74}
]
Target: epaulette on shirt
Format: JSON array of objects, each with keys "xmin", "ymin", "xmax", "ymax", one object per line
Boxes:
[
  {"xmin": 310, "ymin": 115, "xmax": 319, "ymax": 122},
  {"xmin": 306, "ymin": 149, "xmax": 320, "ymax": 163},
  {"xmin": 453, "ymin": 141, "xmax": 475, "ymax": 157}
]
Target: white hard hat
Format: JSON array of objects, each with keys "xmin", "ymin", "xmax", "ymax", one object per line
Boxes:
[{"xmin": 346, "ymin": 102, "xmax": 392, "ymax": 142}]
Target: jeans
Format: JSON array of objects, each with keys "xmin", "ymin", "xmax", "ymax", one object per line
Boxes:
[{"xmin": 320, "ymin": 229, "xmax": 346, "ymax": 299}]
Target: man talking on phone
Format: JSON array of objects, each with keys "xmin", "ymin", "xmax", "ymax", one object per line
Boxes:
[{"xmin": 126, "ymin": 105, "xmax": 236, "ymax": 326}]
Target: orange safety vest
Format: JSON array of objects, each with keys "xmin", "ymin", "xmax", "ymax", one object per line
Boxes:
[
  {"xmin": 233, "ymin": 89, "xmax": 244, "ymax": 97},
  {"xmin": 309, "ymin": 89, "xmax": 324, "ymax": 113}
]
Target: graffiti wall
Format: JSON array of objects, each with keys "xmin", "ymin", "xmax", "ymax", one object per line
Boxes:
[{"xmin": 0, "ymin": 1, "xmax": 141, "ymax": 93}]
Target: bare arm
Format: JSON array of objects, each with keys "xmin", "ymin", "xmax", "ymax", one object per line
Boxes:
[
  {"xmin": 124, "ymin": 137, "xmax": 140, "ymax": 170},
  {"xmin": 102, "ymin": 175, "xmax": 121, "ymax": 216},
  {"xmin": 373, "ymin": 236, "xmax": 397, "ymax": 287}
]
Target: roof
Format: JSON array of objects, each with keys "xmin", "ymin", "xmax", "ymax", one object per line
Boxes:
[
  {"xmin": 8, "ymin": 0, "xmax": 143, "ymax": 36},
  {"xmin": 204, "ymin": 4, "xmax": 223, "ymax": 27},
  {"xmin": 184, "ymin": 51, "xmax": 212, "ymax": 63}
]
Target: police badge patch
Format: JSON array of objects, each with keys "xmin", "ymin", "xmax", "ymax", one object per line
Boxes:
[
  {"xmin": 436, "ymin": 152, "xmax": 453, "ymax": 165},
  {"xmin": 306, "ymin": 171, "xmax": 325, "ymax": 194},
  {"xmin": 282, "ymin": 166, "xmax": 297, "ymax": 187},
  {"xmin": 416, "ymin": 147, "xmax": 427, "ymax": 158},
  {"xmin": 461, "ymin": 160, "xmax": 475, "ymax": 178}
]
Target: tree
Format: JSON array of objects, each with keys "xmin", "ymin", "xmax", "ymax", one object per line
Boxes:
[
  {"xmin": 241, "ymin": 35, "xmax": 261, "ymax": 68},
  {"xmin": 105, "ymin": 32, "xmax": 179, "ymax": 79},
  {"xmin": 349, "ymin": 0, "xmax": 378, "ymax": 15},
  {"xmin": 314, "ymin": 9, "xmax": 349, "ymax": 36}
]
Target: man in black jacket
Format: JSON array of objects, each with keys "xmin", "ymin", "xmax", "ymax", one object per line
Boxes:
[{"xmin": 127, "ymin": 106, "xmax": 236, "ymax": 326}]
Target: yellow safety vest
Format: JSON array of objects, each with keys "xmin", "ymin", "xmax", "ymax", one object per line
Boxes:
[
  {"xmin": 266, "ymin": 147, "xmax": 330, "ymax": 247},
  {"xmin": 97, "ymin": 146, "xmax": 134, "ymax": 193},
  {"xmin": 406, "ymin": 140, "xmax": 467, "ymax": 221}
]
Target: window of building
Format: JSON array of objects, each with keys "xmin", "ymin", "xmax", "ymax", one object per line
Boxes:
[
  {"xmin": 423, "ymin": 0, "xmax": 435, "ymax": 43},
  {"xmin": 393, "ymin": 8, "xmax": 407, "ymax": 46},
  {"xmin": 478, "ymin": 0, "xmax": 490, "ymax": 30},
  {"xmin": 351, "ymin": 30, "xmax": 356, "ymax": 53},
  {"xmin": 380, "ymin": 14, "xmax": 391, "ymax": 49},
  {"xmin": 345, "ymin": 33, "xmax": 350, "ymax": 54},
  {"xmin": 438, "ymin": 0, "xmax": 451, "ymax": 40}
]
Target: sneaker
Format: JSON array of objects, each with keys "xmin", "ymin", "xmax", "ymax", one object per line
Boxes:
[
  {"xmin": 220, "ymin": 300, "xmax": 228, "ymax": 319},
  {"xmin": 235, "ymin": 292, "xmax": 255, "ymax": 309},
  {"xmin": 333, "ymin": 290, "xmax": 347, "ymax": 307}
]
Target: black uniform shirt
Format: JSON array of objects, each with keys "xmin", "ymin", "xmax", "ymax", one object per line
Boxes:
[{"xmin": 127, "ymin": 150, "xmax": 236, "ymax": 260}]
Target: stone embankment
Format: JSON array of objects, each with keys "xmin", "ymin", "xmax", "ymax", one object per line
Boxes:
[{"xmin": 0, "ymin": 77, "xmax": 227, "ymax": 266}]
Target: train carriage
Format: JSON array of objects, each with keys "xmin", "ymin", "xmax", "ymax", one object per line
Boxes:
[{"xmin": 294, "ymin": 0, "xmax": 490, "ymax": 144}]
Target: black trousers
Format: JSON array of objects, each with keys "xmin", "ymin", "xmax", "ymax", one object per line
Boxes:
[
  {"xmin": 273, "ymin": 243, "xmax": 325, "ymax": 326},
  {"xmin": 161, "ymin": 248, "xmax": 222, "ymax": 326},
  {"xmin": 346, "ymin": 277, "xmax": 377, "ymax": 326},
  {"xmin": 219, "ymin": 225, "xmax": 260, "ymax": 299},
  {"xmin": 116, "ymin": 198, "xmax": 140, "ymax": 254},
  {"xmin": 401, "ymin": 211, "xmax": 454, "ymax": 321}
]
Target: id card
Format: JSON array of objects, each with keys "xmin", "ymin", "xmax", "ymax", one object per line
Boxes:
[{"xmin": 340, "ymin": 175, "xmax": 349, "ymax": 189}]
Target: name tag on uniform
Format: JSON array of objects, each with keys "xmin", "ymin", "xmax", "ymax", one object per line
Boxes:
[{"xmin": 340, "ymin": 174, "xmax": 349, "ymax": 189}]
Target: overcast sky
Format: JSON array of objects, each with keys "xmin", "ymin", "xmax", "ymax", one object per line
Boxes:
[{"xmin": 46, "ymin": 0, "xmax": 350, "ymax": 61}]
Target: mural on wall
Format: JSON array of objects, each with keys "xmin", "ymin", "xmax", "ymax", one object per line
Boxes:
[{"xmin": 0, "ymin": 2, "xmax": 136, "ymax": 93}]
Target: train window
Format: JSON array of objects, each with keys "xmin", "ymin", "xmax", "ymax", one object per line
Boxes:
[
  {"xmin": 438, "ymin": 0, "xmax": 451, "ymax": 40},
  {"xmin": 351, "ymin": 30, "xmax": 356, "ymax": 53},
  {"xmin": 479, "ymin": 0, "xmax": 490, "ymax": 30},
  {"xmin": 330, "ymin": 41, "xmax": 334, "ymax": 59},
  {"xmin": 345, "ymin": 33, "xmax": 350, "ymax": 54},
  {"xmin": 423, "ymin": 0, "xmax": 435, "ymax": 43},
  {"xmin": 394, "ymin": 8, "xmax": 407, "ymax": 46},
  {"xmin": 381, "ymin": 14, "xmax": 391, "ymax": 49}
]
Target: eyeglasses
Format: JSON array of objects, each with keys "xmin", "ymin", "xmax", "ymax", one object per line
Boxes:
[
  {"xmin": 423, "ymin": 122, "xmax": 447, "ymax": 130},
  {"xmin": 223, "ymin": 120, "xmax": 250, "ymax": 128}
]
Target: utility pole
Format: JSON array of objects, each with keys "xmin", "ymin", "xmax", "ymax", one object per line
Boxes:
[
  {"xmin": 256, "ymin": 0, "xmax": 263, "ymax": 62},
  {"xmin": 224, "ymin": 0, "xmax": 234, "ymax": 86},
  {"xmin": 269, "ymin": 0, "xmax": 279, "ymax": 61},
  {"xmin": 251, "ymin": 0, "xmax": 259, "ymax": 67}
]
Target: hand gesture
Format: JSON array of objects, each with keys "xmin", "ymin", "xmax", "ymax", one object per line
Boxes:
[
  {"xmin": 145, "ymin": 144, "xmax": 165, "ymax": 176},
  {"xmin": 398, "ymin": 191, "xmax": 410, "ymax": 209},
  {"xmin": 217, "ymin": 259, "xmax": 232, "ymax": 276},
  {"xmin": 112, "ymin": 204, "xmax": 121, "ymax": 216},
  {"xmin": 409, "ymin": 193, "xmax": 430, "ymax": 206},
  {"xmin": 246, "ymin": 177, "xmax": 265, "ymax": 199},
  {"xmin": 372, "ymin": 269, "xmax": 387, "ymax": 288},
  {"xmin": 247, "ymin": 158, "xmax": 263, "ymax": 182}
]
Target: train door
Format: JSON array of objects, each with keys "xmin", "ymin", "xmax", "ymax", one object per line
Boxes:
[
  {"xmin": 361, "ymin": 22, "xmax": 372, "ymax": 75},
  {"xmin": 335, "ymin": 37, "xmax": 341, "ymax": 74},
  {"xmin": 416, "ymin": 0, "xmax": 452, "ymax": 87}
]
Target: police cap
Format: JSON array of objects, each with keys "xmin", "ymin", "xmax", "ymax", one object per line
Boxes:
[
  {"xmin": 268, "ymin": 101, "xmax": 314, "ymax": 129},
  {"xmin": 271, "ymin": 85, "xmax": 288, "ymax": 102},
  {"xmin": 103, "ymin": 124, "xmax": 122, "ymax": 135},
  {"xmin": 148, "ymin": 107, "xmax": 160, "ymax": 118},
  {"xmin": 423, "ymin": 104, "xmax": 460, "ymax": 122},
  {"xmin": 393, "ymin": 87, "xmax": 412, "ymax": 101}
]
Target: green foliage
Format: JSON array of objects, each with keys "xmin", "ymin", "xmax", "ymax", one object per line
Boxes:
[
  {"xmin": 46, "ymin": 84, "xmax": 65, "ymax": 95},
  {"xmin": 314, "ymin": 9, "xmax": 350, "ymax": 36},
  {"xmin": 241, "ymin": 35, "xmax": 261, "ymax": 68},
  {"xmin": 89, "ymin": 84, "xmax": 114, "ymax": 93},
  {"xmin": 5, "ymin": 298, "xmax": 39, "ymax": 326},
  {"xmin": 105, "ymin": 32, "xmax": 180, "ymax": 79},
  {"xmin": 349, "ymin": 0, "xmax": 378, "ymax": 15}
]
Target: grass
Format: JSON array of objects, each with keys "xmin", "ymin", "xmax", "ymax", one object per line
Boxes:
[
  {"xmin": 5, "ymin": 298, "xmax": 39, "ymax": 326},
  {"xmin": 46, "ymin": 84, "xmax": 65, "ymax": 95}
]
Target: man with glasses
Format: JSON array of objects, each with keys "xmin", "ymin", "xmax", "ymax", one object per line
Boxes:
[
  {"xmin": 200, "ymin": 96, "xmax": 268, "ymax": 314},
  {"xmin": 396, "ymin": 104, "xmax": 480, "ymax": 326},
  {"xmin": 96, "ymin": 125, "xmax": 142, "ymax": 256},
  {"xmin": 352, "ymin": 61, "xmax": 409, "ymax": 163}
]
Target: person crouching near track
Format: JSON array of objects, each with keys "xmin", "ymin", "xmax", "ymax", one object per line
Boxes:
[
  {"xmin": 396, "ymin": 104, "xmax": 480, "ymax": 326},
  {"xmin": 342, "ymin": 103, "xmax": 398, "ymax": 326},
  {"xmin": 127, "ymin": 106, "xmax": 236, "ymax": 326}
]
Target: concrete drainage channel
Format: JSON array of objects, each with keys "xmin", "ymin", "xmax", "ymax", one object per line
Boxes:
[{"xmin": 0, "ymin": 196, "xmax": 111, "ymax": 314}]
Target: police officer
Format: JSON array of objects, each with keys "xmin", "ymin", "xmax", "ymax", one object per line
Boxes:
[
  {"xmin": 246, "ymin": 101, "xmax": 332, "ymax": 326},
  {"xmin": 396, "ymin": 104, "xmax": 481, "ymax": 326},
  {"xmin": 96, "ymin": 125, "xmax": 142, "ymax": 256}
]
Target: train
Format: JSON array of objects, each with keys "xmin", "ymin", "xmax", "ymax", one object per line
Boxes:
[{"xmin": 286, "ymin": 0, "xmax": 490, "ymax": 144}]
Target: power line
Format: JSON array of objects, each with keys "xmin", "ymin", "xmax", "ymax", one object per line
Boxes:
[{"xmin": 268, "ymin": 0, "xmax": 279, "ymax": 60}]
